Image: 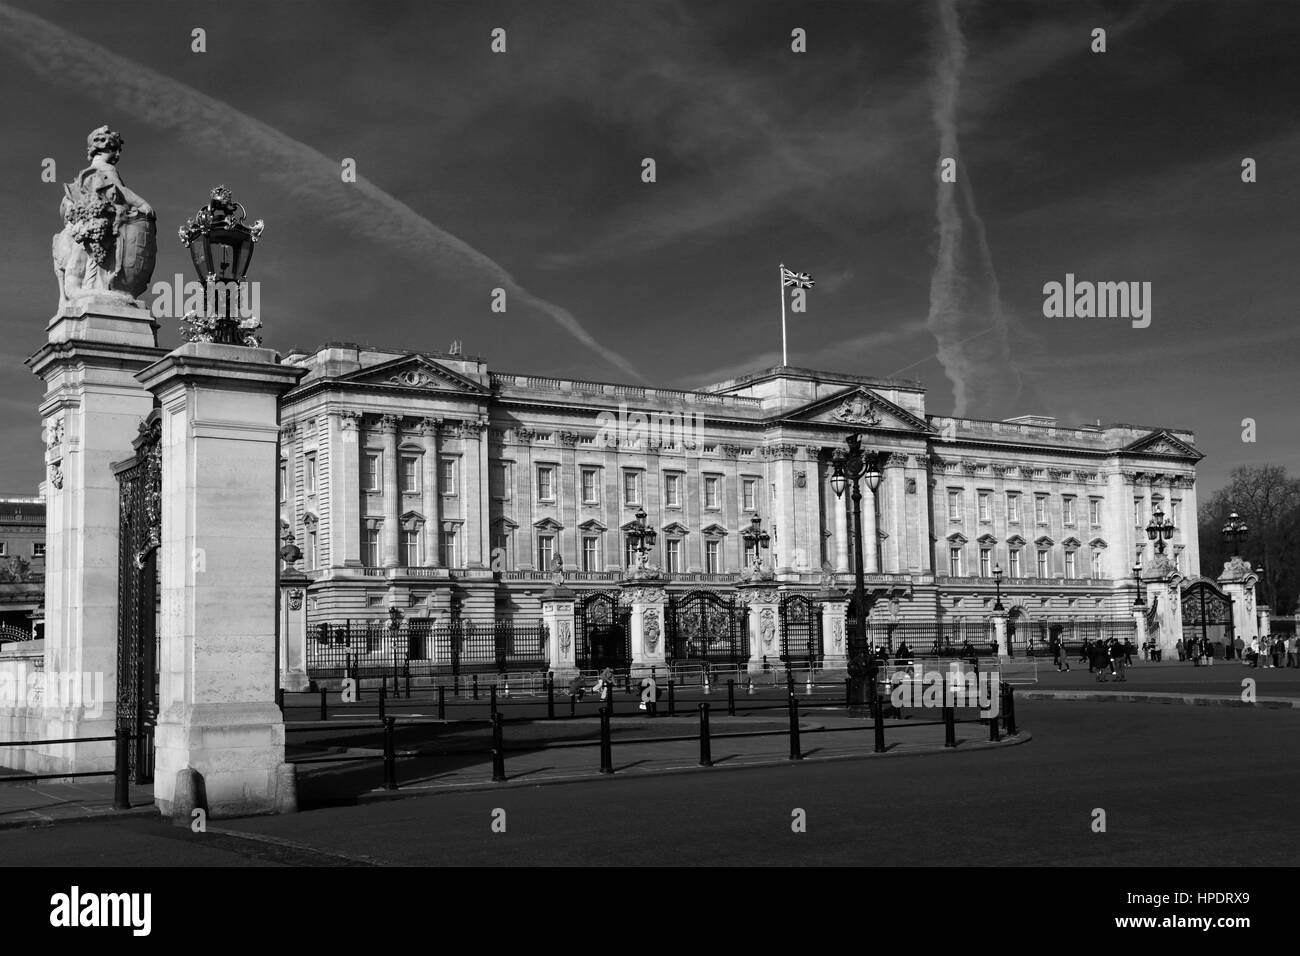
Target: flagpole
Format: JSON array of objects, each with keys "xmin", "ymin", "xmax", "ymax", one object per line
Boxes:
[{"xmin": 779, "ymin": 263, "xmax": 787, "ymax": 367}]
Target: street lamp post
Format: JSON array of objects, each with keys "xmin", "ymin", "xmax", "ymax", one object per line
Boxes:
[
  {"xmin": 178, "ymin": 185, "xmax": 265, "ymax": 346},
  {"xmin": 1145, "ymin": 504, "xmax": 1175, "ymax": 556},
  {"xmin": 830, "ymin": 434, "xmax": 882, "ymax": 707},
  {"xmin": 992, "ymin": 563, "xmax": 1004, "ymax": 612},
  {"xmin": 625, "ymin": 507, "xmax": 658, "ymax": 575},
  {"xmin": 1133, "ymin": 561, "xmax": 1145, "ymax": 607},
  {"xmin": 1222, "ymin": 511, "xmax": 1248, "ymax": 559},
  {"xmin": 740, "ymin": 515, "xmax": 772, "ymax": 576}
]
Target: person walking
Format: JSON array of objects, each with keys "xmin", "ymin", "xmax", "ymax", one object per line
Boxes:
[
  {"xmin": 1091, "ymin": 641, "xmax": 1110, "ymax": 682},
  {"xmin": 1110, "ymin": 637, "xmax": 1128, "ymax": 682},
  {"xmin": 1175, "ymin": 638, "xmax": 1185, "ymax": 662},
  {"xmin": 1287, "ymin": 635, "xmax": 1298, "ymax": 669},
  {"xmin": 1234, "ymin": 635, "xmax": 1245, "ymax": 661}
]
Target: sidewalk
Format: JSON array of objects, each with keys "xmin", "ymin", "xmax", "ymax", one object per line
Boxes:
[{"xmin": 0, "ymin": 712, "xmax": 1029, "ymax": 826}]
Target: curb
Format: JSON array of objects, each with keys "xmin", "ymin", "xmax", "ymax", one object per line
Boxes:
[
  {"xmin": 1019, "ymin": 690, "xmax": 1299, "ymax": 709},
  {"xmin": 0, "ymin": 802, "xmax": 160, "ymax": 832},
  {"xmin": 349, "ymin": 730, "xmax": 1033, "ymax": 804}
]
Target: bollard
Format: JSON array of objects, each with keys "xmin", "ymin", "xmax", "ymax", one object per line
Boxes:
[
  {"xmin": 392, "ymin": 668, "xmax": 400, "ymax": 699},
  {"xmin": 437, "ymin": 684, "xmax": 446, "ymax": 720},
  {"xmin": 606, "ymin": 679, "xmax": 615, "ymax": 716},
  {"xmin": 727, "ymin": 679, "xmax": 736, "ymax": 716},
  {"xmin": 454, "ymin": 673, "xmax": 460, "ymax": 698},
  {"xmin": 873, "ymin": 694, "xmax": 886, "ymax": 754},
  {"xmin": 379, "ymin": 684, "xmax": 387, "ymax": 721},
  {"xmin": 762, "ymin": 655, "xmax": 770, "ymax": 673},
  {"xmin": 988, "ymin": 710, "xmax": 1000, "ymax": 742},
  {"xmin": 943, "ymin": 704, "xmax": 956, "ymax": 748},
  {"xmin": 698, "ymin": 702, "xmax": 713, "ymax": 767},
  {"xmin": 570, "ymin": 688, "xmax": 577, "ymax": 717},
  {"xmin": 320, "ymin": 687, "xmax": 328, "ymax": 722},
  {"xmin": 1005, "ymin": 684, "xmax": 1018, "ymax": 736},
  {"xmin": 786, "ymin": 669, "xmax": 795, "ymax": 697},
  {"xmin": 668, "ymin": 680, "xmax": 676, "ymax": 717},
  {"xmin": 599, "ymin": 707, "xmax": 614, "ymax": 774},
  {"xmin": 806, "ymin": 673, "xmax": 813, "ymax": 695},
  {"xmin": 624, "ymin": 673, "xmax": 632, "ymax": 694},
  {"xmin": 490, "ymin": 684, "xmax": 498, "ymax": 718},
  {"xmin": 747, "ymin": 679, "xmax": 755, "ymax": 696},
  {"xmin": 113, "ymin": 728, "xmax": 131, "ymax": 810},
  {"xmin": 405, "ymin": 670, "xmax": 412, "ymax": 700},
  {"xmin": 491, "ymin": 713, "xmax": 506, "ymax": 782},
  {"xmin": 355, "ymin": 671, "xmax": 362, "ymax": 703},
  {"xmin": 547, "ymin": 680, "xmax": 555, "ymax": 719},
  {"xmin": 383, "ymin": 716, "xmax": 398, "ymax": 790},
  {"xmin": 845, "ymin": 677, "xmax": 852, "ymax": 709},
  {"xmin": 788, "ymin": 694, "xmax": 803, "ymax": 760},
  {"xmin": 503, "ymin": 678, "xmax": 510, "ymax": 698},
  {"xmin": 472, "ymin": 674, "xmax": 479, "ymax": 701}
]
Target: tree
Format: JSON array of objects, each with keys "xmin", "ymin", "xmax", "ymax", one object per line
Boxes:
[{"xmin": 1198, "ymin": 464, "xmax": 1300, "ymax": 614}]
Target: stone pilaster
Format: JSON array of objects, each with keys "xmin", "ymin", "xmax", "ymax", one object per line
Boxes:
[
  {"xmin": 380, "ymin": 415, "xmax": 400, "ymax": 568},
  {"xmin": 330, "ymin": 410, "xmax": 362, "ymax": 568},
  {"xmin": 1142, "ymin": 557, "xmax": 1184, "ymax": 658},
  {"xmin": 623, "ymin": 581, "xmax": 668, "ymax": 670},
  {"xmin": 23, "ymin": 301, "xmax": 166, "ymax": 774},
  {"xmin": 420, "ymin": 418, "xmax": 441, "ymax": 567},
  {"xmin": 1217, "ymin": 556, "xmax": 1259, "ymax": 645},
  {"xmin": 818, "ymin": 589, "xmax": 848, "ymax": 670},
  {"xmin": 280, "ymin": 568, "xmax": 310, "ymax": 692},
  {"xmin": 739, "ymin": 582, "xmax": 782, "ymax": 675},
  {"xmin": 137, "ymin": 342, "xmax": 304, "ymax": 817},
  {"xmin": 991, "ymin": 610, "xmax": 1009, "ymax": 658},
  {"xmin": 540, "ymin": 586, "xmax": 577, "ymax": 679}
]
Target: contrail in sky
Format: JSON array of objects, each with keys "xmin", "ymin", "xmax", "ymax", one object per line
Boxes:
[
  {"xmin": 925, "ymin": 0, "xmax": 1028, "ymax": 418},
  {"xmin": 0, "ymin": 3, "xmax": 644, "ymax": 381}
]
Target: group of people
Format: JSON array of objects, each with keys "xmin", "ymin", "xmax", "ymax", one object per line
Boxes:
[
  {"xmin": 1068, "ymin": 636, "xmax": 1133, "ymax": 682},
  {"xmin": 1171, "ymin": 633, "xmax": 1300, "ymax": 668}
]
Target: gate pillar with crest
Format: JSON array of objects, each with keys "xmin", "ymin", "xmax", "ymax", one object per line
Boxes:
[
  {"xmin": 1142, "ymin": 556, "xmax": 1184, "ymax": 659},
  {"xmin": 279, "ymin": 563, "xmax": 311, "ymax": 693},
  {"xmin": 1217, "ymin": 557, "xmax": 1259, "ymax": 648},
  {"xmin": 818, "ymin": 587, "xmax": 849, "ymax": 670},
  {"xmin": 624, "ymin": 583, "xmax": 667, "ymax": 671},
  {"xmin": 23, "ymin": 301, "xmax": 165, "ymax": 775},
  {"xmin": 137, "ymin": 342, "xmax": 304, "ymax": 817},
  {"xmin": 739, "ymin": 582, "xmax": 781, "ymax": 675},
  {"xmin": 540, "ymin": 584, "xmax": 578, "ymax": 680}
]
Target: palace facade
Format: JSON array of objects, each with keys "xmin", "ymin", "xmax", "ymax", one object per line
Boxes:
[{"xmin": 277, "ymin": 341, "xmax": 1202, "ymax": 637}]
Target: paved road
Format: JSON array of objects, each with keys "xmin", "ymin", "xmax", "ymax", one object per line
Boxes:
[{"xmin": 2, "ymin": 699, "xmax": 1296, "ymax": 866}]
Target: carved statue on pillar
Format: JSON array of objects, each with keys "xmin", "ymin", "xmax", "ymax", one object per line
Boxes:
[{"xmin": 52, "ymin": 126, "xmax": 157, "ymax": 314}]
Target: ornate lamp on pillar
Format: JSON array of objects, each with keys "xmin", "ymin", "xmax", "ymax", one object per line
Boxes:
[
  {"xmin": 830, "ymin": 434, "xmax": 882, "ymax": 709},
  {"xmin": 178, "ymin": 186, "xmax": 265, "ymax": 347},
  {"xmin": 740, "ymin": 515, "xmax": 773, "ymax": 581}
]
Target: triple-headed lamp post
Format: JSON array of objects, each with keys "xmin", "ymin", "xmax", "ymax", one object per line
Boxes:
[
  {"xmin": 993, "ymin": 563, "xmax": 1004, "ymax": 612},
  {"xmin": 741, "ymin": 514, "xmax": 771, "ymax": 571},
  {"xmin": 830, "ymin": 434, "xmax": 882, "ymax": 705},
  {"xmin": 1222, "ymin": 511, "xmax": 1248, "ymax": 558},
  {"xmin": 625, "ymin": 507, "xmax": 657, "ymax": 572},
  {"xmin": 1145, "ymin": 504, "xmax": 1175, "ymax": 556},
  {"xmin": 1133, "ymin": 561, "xmax": 1146, "ymax": 607}
]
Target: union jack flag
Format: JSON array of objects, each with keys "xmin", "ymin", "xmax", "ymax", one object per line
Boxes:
[{"xmin": 781, "ymin": 266, "xmax": 815, "ymax": 289}]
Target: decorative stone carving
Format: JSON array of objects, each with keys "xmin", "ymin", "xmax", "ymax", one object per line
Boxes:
[
  {"xmin": 378, "ymin": 414, "xmax": 402, "ymax": 434},
  {"xmin": 720, "ymin": 443, "xmax": 745, "ymax": 458},
  {"xmin": 132, "ymin": 415, "xmax": 163, "ymax": 570},
  {"xmin": 339, "ymin": 410, "xmax": 362, "ymax": 432},
  {"xmin": 559, "ymin": 620, "xmax": 571, "ymax": 654},
  {"xmin": 513, "ymin": 425, "xmax": 535, "ymax": 444},
  {"xmin": 49, "ymin": 465, "xmax": 64, "ymax": 490},
  {"xmin": 388, "ymin": 369, "xmax": 440, "ymax": 388},
  {"xmin": 818, "ymin": 560, "xmax": 836, "ymax": 590},
  {"xmin": 759, "ymin": 607, "xmax": 776, "ymax": 649},
  {"xmin": 764, "ymin": 443, "xmax": 798, "ymax": 459},
  {"xmin": 832, "ymin": 618, "xmax": 844, "ymax": 651},
  {"xmin": 624, "ymin": 585, "xmax": 666, "ymax": 604},
  {"xmin": 886, "ymin": 452, "xmax": 909, "ymax": 468},
  {"xmin": 550, "ymin": 554, "xmax": 566, "ymax": 588},
  {"xmin": 832, "ymin": 394, "xmax": 881, "ymax": 426},
  {"xmin": 419, "ymin": 417, "xmax": 441, "ymax": 436},
  {"xmin": 558, "ymin": 430, "xmax": 581, "ymax": 446},
  {"xmin": 644, "ymin": 608, "xmax": 661, "ymax": 651},
  {"xmin": 794, "ymin": 470, "xmax": 807, "ymax": 489},
  {"xmin": 279, "ymin": 523, "xmax": 302, "ymax": 565},
  {"xmin": 52, "ymin": 126, "xmax": 157, "ymax": 314},
  {"xmin": 287, "ymin": 589, "xmax": 304, "ymax": 611}
]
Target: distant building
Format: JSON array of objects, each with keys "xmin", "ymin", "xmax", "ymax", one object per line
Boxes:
[
  {"xmin": 0, "ymin": 495, "xmax": 45, "ymax": 637},
  {"xmin": 277, "ymin": 342, "xmax": 1202, "ymax": 653}
]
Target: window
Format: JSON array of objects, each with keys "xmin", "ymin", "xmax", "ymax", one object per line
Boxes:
[
  {"xmin": 977, "ymin": 492, "xmax": 990, "ymax": 523},
  {"xmin": 979, "ymin": 547, "xmax": 991, "ymax": 577},
  {"xmin": 1064, "ymin": 550, "xmax": 1077, "ymax": 578},
  {"xmin": 33, "ymin": 541, "xmax": 46, "ymax": 559},
  {"xmin": 537, "ymin": 534, "xmax": 555, "ymax": 569},
  {"xmin": 1009, "ymin": 549, "xmax": 1022, "ymax": 577},
  {"xmin": 704, "ymin": 475, "xmax": 721, "ymax": 510},
  {"xmin": 1170, "ymin": 499, "xmax": 1181, "ymax": 528},
  {"xmin": 623, "ymin": 470, "xmax": 642, "ymax": 506},
  {"xmin": 279, "ymin": 460, "xmax": 287, "ymax": 502},
  {"xmin": 305, "ymin": 454, "xmax": 317, "ymax": 496},
  {"xmin": 1134, "ymin": 498, "xmax": 1143, "ymax": 527},
  {"xmin": 625, "ymin": 538, "xmax": 638, "ymax": 569},
  {"xmin": 666, "ymin": 538, "xmax": 682, "ymax": 573},
  {"xmin": 582, "ymin": 536, "xmax": 600, "ymax": 572},
  {"xmin": 1089, "ymin": 498, "xmax": 1102, "ymax": 526},
  {"xmin": 492, "ymin": 532, "xmax": 513, "ymax": 570},
  {"xmin": 1034, "ymin": 495, "xmax": 1047, "ymax": 524},
  {"xmin": 0, "ymin": 542, "xmax": 7, "ymax": 557},
  {"xmin": 705, "ymin": 539, "xmax": 720, "ymax": 574},
  {"xmin": 742, "ymin": 477, "xmax": 757, "ymax": 512},
  {"xmin": 1007, "ymin": 493, "xmax": 1021, "ymax": 523},
  {"xmin": 401, "ymin": 455, "xmax": 420, "ymax": 494},
  {"xmin": 401, "ymin": 528, "xmax": 420, "ymax": 566},
  {"xmin": 438, "ymin": 457, "xmax": 458, "ymax": 496},
  {"xmin": 439, "ymin": 528, "xmax": 459, "ymax": 567},
  {"xmin": 364, "ymin": 453, "xmax": 381, "ymax": 492},
  {"xmin": 305, "ymin": 526, "xmax": 317, "ymax": 571},
  {"xmin": 949, "ymin": 547, "xmax": 963, "ymax": 577},
  {"xmin": 1091, "ymin": 549, "xmax": 1103, "ymax": 577},
  {"xmin": 664, "ymin": 472, "xmax": 682, "ymax": 508},
  {"xmin": 537, "ymin": 465, "xmax": 556, "ymax": 501},
  {"xmin": 492, "ymin": 461, "xmax": 513, "ymax": 500},
  {"xmin": 581, "ymin": 467, "xmax": 599, "ymax": 504},
  {"xmin": 1062, "ymin": 496, "xmax": 1075, "ymax": 525},
  {"xmin": 744, "ymin": 538, "xmax": 760, "ymax": 566},
  {"xmin": 1037, "ymin": 549, "xmax": 1049, "ymax": 578},
  {"xmin": 363, "ymin": 528, "xmax": 380, "ymax": 567},
  {"xmin": 948, "ymin": 489, "xmax": 963, "ymax": 521}
]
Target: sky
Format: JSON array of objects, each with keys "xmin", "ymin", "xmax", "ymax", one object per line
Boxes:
[{"xmin": 1, "ymin": 0, "xmax": 1297, "ymax": 498}]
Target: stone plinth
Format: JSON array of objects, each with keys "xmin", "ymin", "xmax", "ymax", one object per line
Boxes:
[
  {"xmin": 622, "ymin": 582, "xmax": 667, "ymax": 670},
  {"xmin": 21, "ymin": 302, "xmax": 165, "ymax": 774},
  {"xmin": 739, "ymin": 583, "xmax": 781, "ymax": 675},
  {"xmin": 1142, "ymin": 559, "xmax": 1185, "ymax": 658},
  {"xmin": 136, "ymin": 342, "xmax": 304, "ymax": 817},
  {"xmin": 1218, "ymin": 557, "xmax": 1259, "ymax": 646},
  {"xmin": 818, "ymin": 589, "xmax": 848, "ymax": 670},
  {"xmin": 280, "ymin": 570, "xmax": 311, "ymax": 692},
  {"xmin": 991, "ymin": 611, "xmax": 1009, "ymax": 659},
  {"xmin": 540, "ymin": 586, "xmax": 577, "ymax": 680}
]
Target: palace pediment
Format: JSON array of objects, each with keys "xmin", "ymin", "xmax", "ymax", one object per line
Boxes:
[
  {"xmin": 1121, "ymin": 430, "xmax": 1203, "ymax": 460},
  {"xmin": 337, "ymin": 355, "xmax": 488, "ymax": 394},
  {"xmin": 780, "ymin": 386, "xmax": 933, "ymax": 434}
]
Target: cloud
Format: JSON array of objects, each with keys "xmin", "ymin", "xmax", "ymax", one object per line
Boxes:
[{"xmin": 0, "ymin": 2, "xmax": 644, "ymax": 381}]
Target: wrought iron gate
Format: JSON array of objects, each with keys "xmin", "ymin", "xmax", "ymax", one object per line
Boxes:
[
  {"xmin": 779, "ymin": 593, "xmax": 821, "ymax": 664},
  {"xmin": 668, "ymin": 590, "xmax": 745, "ymax": 664},
  {"xmin": 113, "ymin": 410, "xmax": 162, "ymax": 784},
  {"xmin": 575, "ymin": 590, "xmax": 630, "ymax": 671},
  {"xmin": 1182, "ymin": 579, "xmax": 1234, "ymax": 650}
]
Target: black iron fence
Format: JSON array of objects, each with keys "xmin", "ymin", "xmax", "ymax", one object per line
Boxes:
[
  {"xmin": 307, "ymin": 620, "xmax": 547, "ymax": 679},
  {"xmin": 860, "ymin": 620, "xmax": 996, "ymax": 657},
  {"xmin": 1009, "ymin": 617, "xmax": 1136, "ymax": 656}
]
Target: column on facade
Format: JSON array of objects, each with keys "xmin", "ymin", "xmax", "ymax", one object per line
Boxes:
[
  {"xmin": 380, "ymin": 415, "xmax": 400, "ymax": 567},
  {"xmin": 1179, "ymin": 475, "xmax": 1201, "ymax": 578},
  {"xmin": 327, "ymin": 411, "xmax": 362, "ymax": 567},
  {"xmin": 803, "ymin": 447, "xmax": 823, "ymax": 575},
  {"xmin": 833, "ymin": 477, "xmax": 849, "ymax": 573},
  {"xmin": 280, "ymin": 422, "xmax": 297, "ymax": 536},
  {"xmin": 863, "ymin": 468, "xmax": 880, "ymax": 574},
  {"xmin": 420, "ymin": 418, "xmax": 441, "ymax": 567},
  {"xmin": 910, "ymin": 455, "xmax": 932, "ymax": 572},
  {"xmin": 1104, "ymin": 469, "xmax": 1129, "ymax": 582},
  {"xmin": 770, "ymin": 448, "xmax": 796, "ymax": 574},
  {"xmin": 560, "ymin": 434, "xmax": 578, "ymax": 571},
  {"xmin": 881, "ymin": 454, "xmax": 906, "ymax": 573},
  {"xmin": 464, "ymin": 421, "xmax": 488, "ymax": 568}
]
